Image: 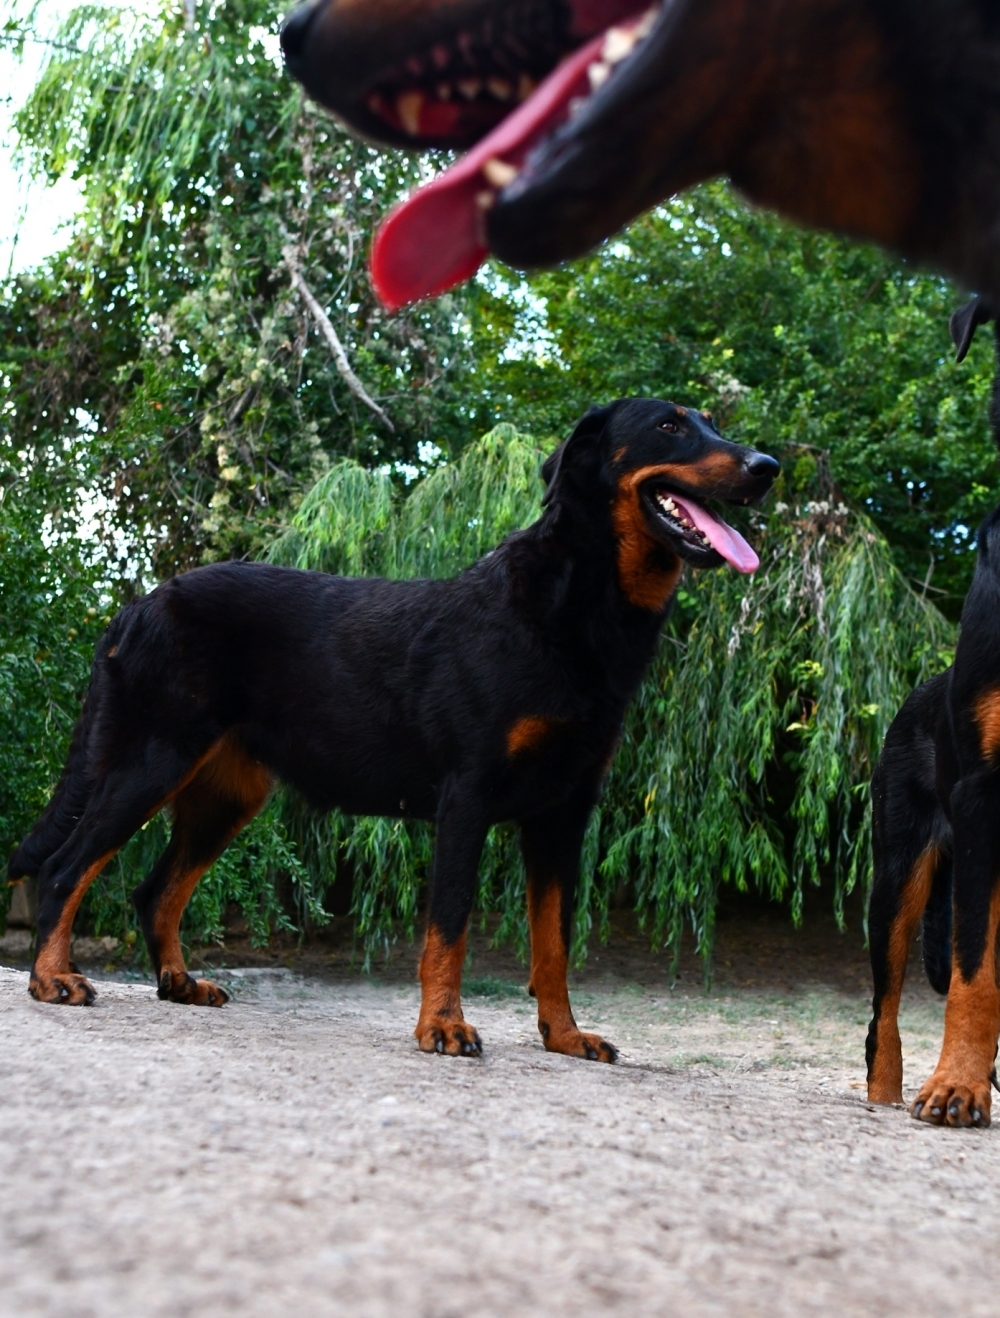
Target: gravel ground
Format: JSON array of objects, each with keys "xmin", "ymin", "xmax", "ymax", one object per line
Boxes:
[{"xmin": 3, "ymin": 920, "xmax": 1000, "ymax": 1318}]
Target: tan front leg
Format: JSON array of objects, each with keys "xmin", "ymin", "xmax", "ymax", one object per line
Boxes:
[
  {"xmin": 527, "ymin": 881, "xmax": 616, "ymax": 1062},
  {"xmin": 414, "ymin": 925, "xmax": 481, "ymax": 1056}
]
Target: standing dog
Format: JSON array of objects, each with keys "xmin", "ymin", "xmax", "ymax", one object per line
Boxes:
[
  {"xmin": 9, "ymin": 399, "xmax": 776, "ymax": 1058},
  {"xmin": 867, "ymin": 300, "xmax": 1000, "ymax": 1125}
]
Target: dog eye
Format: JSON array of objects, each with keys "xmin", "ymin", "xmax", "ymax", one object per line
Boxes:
[{"xmin": 658, "ymin": 419, "xmax": 678, "ymax": 433}]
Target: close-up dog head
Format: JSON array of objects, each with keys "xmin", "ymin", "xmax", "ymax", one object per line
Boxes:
[
  {"xmin": 543, "ymin": 398, "xmax": 777, "ymax": 605},
  {"xmin": 281, "ymin": 0, "xmax": 1000, "ymax": 309}
]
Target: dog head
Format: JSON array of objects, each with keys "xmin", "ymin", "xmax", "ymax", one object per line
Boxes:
[{"xmin": 543, "ymin": 398, "xmax": 778, "ymax": 610}]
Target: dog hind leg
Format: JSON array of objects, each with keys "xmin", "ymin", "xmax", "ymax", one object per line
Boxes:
[
  {"xmin": 133, "ymin": 737, "xmax": 272, "ymax": 1007},
  {"xmin": 866, "ymin": 842, "xmax": 940, "ymax": 1103},
  {"xmin": 912, "ymin": 770, "xmax": 1000, "ymax": 1127},
  {"xmin": 521, "ymin": 784, "xmax": 616, "ymax": 1063},
  {"xmin": 30, "ymin": 742, "xmax": 217, "ymax": 1005}
]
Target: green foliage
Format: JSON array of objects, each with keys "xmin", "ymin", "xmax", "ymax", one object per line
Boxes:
[
  {"xmin": 5, "ymin": 0, "xmax": 473, "ymax": 580},
  {"xmin": 269, "ymin": 426, "xmax": 953, "ymax": 965}
]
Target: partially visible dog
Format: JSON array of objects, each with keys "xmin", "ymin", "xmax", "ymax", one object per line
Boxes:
[
  {"xmin": 867, "ymin": 298, "xmax": 1000, "ymax": 1125},
  {"xmin": 281, "ymin": 0, "xmax": 1000, "ymax": 307},
  {"xmin": 9, "ymin": 399, "xmax": 776, "ymax": 1060}
]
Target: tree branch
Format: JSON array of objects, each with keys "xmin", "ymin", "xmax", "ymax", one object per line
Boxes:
[{"xmin": 283, "ymin": 245, "xmax": 394, "ymax": 433}]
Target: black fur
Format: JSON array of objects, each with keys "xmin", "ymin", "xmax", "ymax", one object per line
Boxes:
[{"xmin": 10, "ymin": 397, "xmax": 776, "ymax": 1055}]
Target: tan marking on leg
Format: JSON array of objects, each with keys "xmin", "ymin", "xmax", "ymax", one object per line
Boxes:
[
  {"xmin": 913, "ymin": 886, "xmax": 1000, "ymax": 1127},
  {"xmin": 868, "ymin": 844, "xmax": 936, "ymax": 1104},
  {"xmin": 414, "ymin": 925, "xmax": 481, "ymax": 1055},
  {"xmin": 527, "ymin": 880, "xmax": 616, "ymax": 1062},
  {"xmin": 30, "ymin": 850, "xmax": 116, "ymax": 1004},
  {"xmin": 974, "ymin": 687, "xmax": 1000, "ymax": 760},
  {"xmin": 611, "ymin": 475, "xmax": 682, "ymax": 612},
  {"xmin": 154, "ymin": 737, "xmax": 271, "ymax": 1006}
]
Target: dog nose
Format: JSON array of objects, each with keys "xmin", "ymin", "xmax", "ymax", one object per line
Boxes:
[
  {"xmin": 744, "ymin": 453, "xmax": 779, "ymax": 482},
  {"xmin": 281, "ymin": 1, "xmax": 319, "ymax": 70}
]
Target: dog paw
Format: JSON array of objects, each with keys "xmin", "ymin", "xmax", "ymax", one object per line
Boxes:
[
  {"xmin": 539, "ymin": 1023, "xmax": 618, "ymax": 1063},
  {"xmin": 415, "ymin": 1019, "xmax": 483, "ymax": 1056},
  {"xmin": 158, "ymin": 970, "xmax": 229, "ymax": 1007},
  {"xmin": 29, "ymin": 972, "xmax": 96, "ymax": 1006},
  {"xmin": 911, "ymin": 1072, "xmax": 991, "ymax": 1127}
]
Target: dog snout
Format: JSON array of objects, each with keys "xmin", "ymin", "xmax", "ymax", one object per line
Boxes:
[{"xmin": 743, "ymin": 453, "xmax": 779, "ymax": 484}]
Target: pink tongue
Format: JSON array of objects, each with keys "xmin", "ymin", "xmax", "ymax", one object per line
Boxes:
[
  {"xmin": 669, "ymin": 494, "xmax": 760, "ymax": 574},
  {"xmin": 370, "ymin": 30, "xmax": 609, "ymax": 310}
]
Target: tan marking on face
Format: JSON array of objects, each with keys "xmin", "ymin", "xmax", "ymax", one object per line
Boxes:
[
  {"xmin": 975, "ymin": 688, "xmax": 1000, "ymax": 760},
  {"xmin": 612, "ymin": 463, "xmax": 687, "ymax": 611},
  {"xmin": 701, "ymin": 411, "xmax": 712, "ymax": 421},
  {"xmin": 506, "ymin": 716, "xmax": 556, "ymax": 756},
  {"xmin": 674, "ymin": 406, "xmax": 687, "ymax": 417},
  {"xmin": 868, "ymin": 844, "xmax": 937, "ymax": 1104}
]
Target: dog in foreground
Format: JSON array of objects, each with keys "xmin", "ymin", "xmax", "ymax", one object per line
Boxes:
[
  {"xmin": 281, "ymin": 0, "xmax": 1000, "ymax": 308},
  {"xmin": 9, "ymin": 398, "xmax": 775, "ymax": 1057},
  {"xmin": 867, "ymin": 299, "xmax": 1000, "ymax": 1126}
]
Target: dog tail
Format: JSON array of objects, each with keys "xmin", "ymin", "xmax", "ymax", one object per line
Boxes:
[{"xmin": 7, "ymin": 609, "xmax": 131, "ymax": 883}]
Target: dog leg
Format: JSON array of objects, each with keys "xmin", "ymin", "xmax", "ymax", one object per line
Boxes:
[
  {"xmin": 414, "ymin": 779, "xmax": 486, "ymax": 1056},
  {"xmin": 134, "ymin": 738, "xmax": 272, "ymax": 1007},
  {"xmin": 912, "ymin": 774, "xmax": 1000, "ymax": 1127},
  {"xmin": 521, "ymin": 789, "xmax": 616, "ymax": 1062},
  {"xmin": 30, "ymin": 748, "xmax": 205, "ymax": 1005},
  {"xmin": 867, "ymin": 844, "xmax": 938, "ymax": 1103}
]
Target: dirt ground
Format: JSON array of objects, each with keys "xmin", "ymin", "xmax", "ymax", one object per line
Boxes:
[{"xmin": 3, "ymin": 905, "xmax": 1000, "ymax": 1317}]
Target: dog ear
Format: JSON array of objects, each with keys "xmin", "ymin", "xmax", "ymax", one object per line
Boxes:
[
  {"xmin": 541, "ymin": 405, "xmax": 614, "ymax": 507},
  {"xmin": 950, "ymin": 296, "xmax": 996, "ymax": 363}
]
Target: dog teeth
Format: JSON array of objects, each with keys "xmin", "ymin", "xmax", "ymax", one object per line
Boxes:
[
  {"xmin": 603, "ymin": 25, "xmax": 639, "ymax": 65},
  {"xmin": 482, "ymin": 157, "xmax": 519, "ymax": 188},
  {"xmin": 457, "ymin": 77, "xmax": 482, "ymax": 100},
  {"xmin": 588, "ymin": 60, "xmax": 611, "ymax": 92},
  {"xmin": 487, "ymin": 76, "xmax": 513, "ymax": 100},
  {"xmin": 396, "ymin": 91, "xmax": 424, "ymax": 135}
]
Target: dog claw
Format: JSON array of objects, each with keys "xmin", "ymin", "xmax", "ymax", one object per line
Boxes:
[
  {"xmin": 416, "ymin": 1019, "xmax": 482, "ymax": 1057},
  {"xmin": 912, "ymin": 1102, "xmax": 924, "ymax": 1118}
]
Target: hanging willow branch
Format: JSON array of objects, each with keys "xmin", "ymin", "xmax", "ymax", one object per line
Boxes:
[{"xmin": 282, "ymin": 243, "xmax": 395, "ymax": 432}]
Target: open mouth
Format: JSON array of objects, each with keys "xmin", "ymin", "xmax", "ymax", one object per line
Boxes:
[
  {"xmin": 645, "ymin": 485, "xmax": 759, "ymax": 574},
  {"xmin": 364, "ymin": 2, "xmax": 665, "ymax": 309}
]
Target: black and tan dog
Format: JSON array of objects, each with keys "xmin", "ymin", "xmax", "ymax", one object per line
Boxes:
[
  {"xmin": 867, "ymin": 298, "xmax": 1000, "ymax": 1125},
  {"xmin": 281, "ymin": 0, "xmax": 1000, "ymax": 307},
  {"xmin": 8, "ymin": 399, "xmax": 776, "ymax": 1058}
]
